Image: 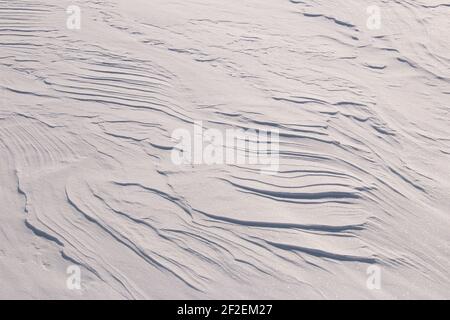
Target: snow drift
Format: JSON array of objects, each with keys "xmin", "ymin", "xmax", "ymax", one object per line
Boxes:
[{"xmin": 0, "ymin": 0, "xmax": 450, "ymax": 299}]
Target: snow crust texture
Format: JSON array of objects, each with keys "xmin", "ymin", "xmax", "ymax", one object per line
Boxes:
[{"xmin": 0, "ymin": 0, "xmax": 450, "ymax": 299}]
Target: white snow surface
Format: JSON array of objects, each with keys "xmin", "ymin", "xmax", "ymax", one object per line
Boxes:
[{"xmin": 1, "ymin": 0, "xmax": 450, "ymax": 299}]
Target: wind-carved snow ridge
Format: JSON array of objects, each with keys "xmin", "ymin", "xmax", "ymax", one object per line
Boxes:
[{"xmin": 0, "ymin": 0, "xmax": 449, "ymax": 299}]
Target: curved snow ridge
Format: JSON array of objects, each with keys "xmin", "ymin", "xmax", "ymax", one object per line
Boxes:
[{"xmin": 1, "ymin": 0, "xmax": 450, "ymax": 299}]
